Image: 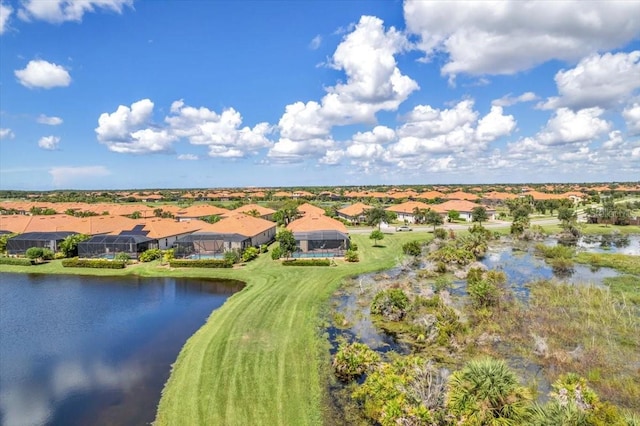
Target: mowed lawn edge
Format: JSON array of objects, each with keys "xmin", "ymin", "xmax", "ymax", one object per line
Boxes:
[
  {"xmin": 153, "ymin": 232, "xmax": 425, "ymax": 425},
  {"xmin": 0, "ymin": 232, "xmax": 428, "ymax": 425}
]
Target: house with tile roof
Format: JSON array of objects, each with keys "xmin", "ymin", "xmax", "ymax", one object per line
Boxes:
[
  {"xmin": 297, "ymin": 203, "xmax": 326, "ymax": 217},
  {"xmin": 337, "ymin": 202, "xmax": 373, "ymax": 224},
  {"xmin": 286, "ymin": 214, "xmax": 349, "ymax": 257},
  {"xmin": 433, "ymin": 200, "xmax": 496, "ymax": 222},
  {"xmin": 385, "ymin": 201, "xmax": 433, "ymax": 224},
  {"xmin": 173, "ymin": 213, "xmax": 276, "ymax": 258},
  {"xmin": 231, "ymin": 204, "xmax": 276, "ymax": 221}
]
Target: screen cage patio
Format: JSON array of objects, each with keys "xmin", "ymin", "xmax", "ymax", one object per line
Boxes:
[
  {"xmin": 173, "ymin": 233, "xmax": 251, "ymax": 259},
  {"xmin": 78, "ymin": 234, "xmax": 157, "ymax": 259},
  {"xmin": 292, "ymin": 230, "xmax": 350, "ymax": 258},
  {"xmin": 6, "ymin": 231, "xmax": 77, "ymax": 255}
]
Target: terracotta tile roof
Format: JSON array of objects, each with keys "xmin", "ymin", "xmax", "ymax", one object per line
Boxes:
[
  {"xmin": 482, "ymin": 191, "xmax": 518, "ymax": 200},
  {"xmin": 385, "ymin": 201, "xmax": 432, "ymax": 214},
  {"xmin": 444, "ymin": 191, "xmax": 479, "ymax": 201},
  {"xmin": 176, "ymin": 204, "xmax": 230, "ymax": 218},
  {"xmin": 231, "ymin": 204, "xmax": 276, "ymax": 216},
  {"xmin": 297, "ymin": 203, "xmax": 325, "ymax": 216},
  {"xmin": 415, "ymin": 191, "xmax": 445, "ymax": 200},
  {"xmin": 337, "ymin": 202, "xmax": 373, "ymax": 217},
  {"xmin": 433, "ymin": 200, "xmax": 493, "ymax": 213},
  {"xmin": 139, "ymin": 218, "xmax": 205, "ymax": 239},
  {"xmin": 196, "ymin": 214, "xmax": 276, "ymax": 237},
  {"xmin": 521, "ymin": 190, "xmax": 567, "ymax": 200},
  {"xmin": 274, "ymin": 191, "xmax": 292, "ymax": 197},
  {"xmin": 287, "ymin": 214, "xmax": 348, "ymax": 233}
]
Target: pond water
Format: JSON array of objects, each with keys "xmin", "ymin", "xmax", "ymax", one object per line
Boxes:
[{"xmin": 0, "ymin": 273, "xmax": 243, "ymax": 426}]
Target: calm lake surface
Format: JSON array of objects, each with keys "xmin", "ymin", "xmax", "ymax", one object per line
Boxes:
[{"xmin": 0, "ymin": 273, "xmax": 243, "ymax": 426}]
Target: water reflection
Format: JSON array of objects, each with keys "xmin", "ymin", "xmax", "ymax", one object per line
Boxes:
[{"xmin": 0, "ymin": 274, "xmax": 242, "ymax": 426}]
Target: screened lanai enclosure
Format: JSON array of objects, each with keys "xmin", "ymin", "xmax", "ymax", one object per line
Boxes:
[
  {"xmin": 292, "ymin": 230, "xmax": 350, "ymax": 258},
  {"xmin": 6, "ymin": 231, "xmax": 76, "ymax": 255},
  {"xmin": 173, "ymin": 233, "xmax": 251, "ymax": 259},
  {"xmin": 78, "ymin": 234, "xmax": 157, "ymax": 259}
]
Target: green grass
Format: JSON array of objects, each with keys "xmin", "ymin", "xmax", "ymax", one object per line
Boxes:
[
  {"xmin": 575, "ymin": 252, "xmax": 640, "ymax": 275},
  {"xmin": 1, "ymin": 233, "xmax": 429, "ymax": 425}
]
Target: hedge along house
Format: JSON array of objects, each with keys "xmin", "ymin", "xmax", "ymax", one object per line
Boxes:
[
  {"xmin": 337, "ymin": 202, "xmax": 373, "ymax": 224},
  {"xmin": 173, "ymin": 213, "xmax": 276, "ymax": 258},
  {"xmin": 286, "ymin": 214, "xmax": 350, "ymax": 258},
  {"xmin": 6, "ymin": 231, "xmax": 77, "ymax": 255}
]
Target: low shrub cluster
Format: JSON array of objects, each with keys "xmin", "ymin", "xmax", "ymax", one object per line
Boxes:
[
  {"xmin": 0, "ymin": 257, "xmax": 34, "ymax": 266},
  {"xmin": 281, "ymin": 259, "xmax": 331, "ymax": 266},
  {"xmin": 402, "ymin": 240, "xmax": 422, "ymax": 256},
  {"xmin": 242, "ymin": 247, "xmax": 259, "ymax": 262},
  {"xmin": 62, "ymin": 257, "xmax": 126, "ymax": 269},
  {"xmin": 139, "ymin": 248, "xmax": 163, "ymax": 262},
  {"xmin": 169, "ymin": 259, "xmax": 233, "ymax": 268},
  {"xmin": 344, "ymin": 250, "xmax": 359, "ymax": 262}
]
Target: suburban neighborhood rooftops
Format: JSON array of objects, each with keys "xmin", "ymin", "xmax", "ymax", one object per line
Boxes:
[{"xmin": 287, "ymin": 214, "xmax": 348, "ymax": 233}]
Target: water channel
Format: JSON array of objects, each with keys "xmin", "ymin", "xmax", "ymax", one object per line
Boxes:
[{"xmin": 0, "ymin": 273, "xmax": 243, "ymax": 426}]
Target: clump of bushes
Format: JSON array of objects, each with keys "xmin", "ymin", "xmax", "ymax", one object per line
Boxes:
[
  {"xmin": 62, "ymin": 257, "xmax": 126, "ymax": 269},
  {"xmin": 25, "ymin": 247, "xmax": 54, "ymax": 261},
  {"xmin": 114, "ymin": 252, "xmax": 130, "ymax": 262},
  {"xmin": 332, "ymin": 342, "xmax": 380, "ymax": 381},
  {"xmin": 344, "ymin": 249, "xmax": 359, "ymax": 262},
  {"xmin": 434, "ymin": 228, "xmax": 448, "ymax": 240},
  {"xmin": 224, "ymin": 250, "xmax": 240, "ymax": 265},
  {"xmin": 535, "ymin": 243, "xmax": 575, "ymax": 259},
  {"xmin": 271, "ymin": 246, "xmax": 282, "ymax": 260},
  {"xmin": 371, "ymin": 288, "xmax": 410, "ymax": 321},
  {"xmin": 242, "ymin": 246, "xmax": 259, "ymax": 262},
  {"xmin": 139, "ymin": 248, "xmax": 163, "ymax": 262},
  {"xmin": 402, "ymin": 240, "xmax": 422, "ymax": 256}
]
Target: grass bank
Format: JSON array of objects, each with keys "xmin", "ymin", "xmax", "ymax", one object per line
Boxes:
[{"xmin": 1, "ymin": 232, "xmax": 428, "ymax": 425}]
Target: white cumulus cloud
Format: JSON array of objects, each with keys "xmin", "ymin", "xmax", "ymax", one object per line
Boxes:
[
  {"xmin": 18, "ymin": 0, "xmax": 133, "ymax": 24},
  {"xmin": 492, "ymin": 92, "xmax": 538, "ymax": 107},
  {"xmin": 540, "ymin": 51, "xmax": 640, "ymax": 110},
  {"xmin": 0, "ymin": 1, "xmax": 12, "ymax": 34},
  {"xmin": 404, "ymin": 0, "xmax": 640, "ymax": 77},
  {"xmin": 475, "ymin": 106, "xmax": 516, "ymax": 143},
  {"xmin": 15, "ymin": 60, "xmax": 71, "ymax": 89},
  {"xmin": 537, "ymin": 107, "xmax": 610, "ymax": 146},
  {"xmin": 38, "ymin": 135, "xmax": 60, "ymax": 150},
  {"xmin": 0, "ymin": 128, "xmax": 15, "ymax": 140},
  {"xmin": 623, "ymin": 103, "xmax": 640, "ymax": 135},
  {"xmin": 37, "ymin": 114, "xmax": 63, "ymax": 125},
  {"xmin": 271, "ymin": 15, "xmax": 418, "ymax": 163},
  {"xmin": 177, "ymin": 154, "xmax": 198, "ymax": 161}
]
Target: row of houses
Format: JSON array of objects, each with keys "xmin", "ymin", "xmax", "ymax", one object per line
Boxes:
[{"xmin": 1, "ymin": 207, "xmax": 350, "ymax": 259}]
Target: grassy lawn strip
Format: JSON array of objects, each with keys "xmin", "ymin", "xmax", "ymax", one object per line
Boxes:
[
  {"xmin": 0, "ymin": 232, "xmax": 428, "ymax": 425},
  {"xmin": 575, "ymin": 252, "xmax": 640, "ymax": 275}
]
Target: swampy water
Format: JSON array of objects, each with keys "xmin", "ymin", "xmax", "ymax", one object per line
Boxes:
[{"xmin": 0, "ymin": 273, "xmax": 243, "ymax": 426}]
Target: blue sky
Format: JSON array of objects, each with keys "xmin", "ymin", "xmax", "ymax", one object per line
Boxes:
[{"xmin": 1, "ymin": 0, "xmax": 639, "ymax": 190}]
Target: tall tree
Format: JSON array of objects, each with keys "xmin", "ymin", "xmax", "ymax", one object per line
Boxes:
[
  {"xmin": 425, "ymin": 209, "xmax": 443, "ymax": 232},
  {"xmin": 275, "ymin": 229, "xmax": 297, "ymax": 259},
  {"xmin": 471, "ymin": 206, "xmax": 489, "ymax": 226},
  {"xmin": 366, "ymin": 207, "xmax": 392, "ymax": 230}
]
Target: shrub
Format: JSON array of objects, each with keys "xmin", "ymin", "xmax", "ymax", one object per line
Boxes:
[
  {"xmin": 535, "ymin": 243, "xmax": 575, "ymax": 259},
  {"xmin": 260, "ymin": 244, "xmax": 268, "ymax": 253},
  {"xmin": 371, "ymin": 288, "xmax": 410, "ymax": 321},
  {"xmin": 41, "ymin": 248, "xmax": 54, "ymax": 260},
  {"xmin": 139, "ymin": 248, "xmax": 163, "ymax": 262},
  {"xmin": 281, "ymin": 259, "xmax": 331, "ymax": 266},
  {"xmin": 344, "ymin": 249, "xmax": 359, "ymax": 262},
  {"xmin": 224, "ymin": 250, "xmax": 240, "ymax": 265},
  {"xmin": 332, "ymin": 342, "xmax": 379, "ymax": 381},
  {"xmin": 162, "ymin": 249, "xmax": 174, "ymax": 263},
  {"xmin": 242, "ymin": 246, "xmax": 259, "ymax": 262},
  {"xmin": 446, "ymin": 358, "xmax": 532, "ymax": 425},
  {"xmin": 114, "ymin": 252, "xmax": 130, "ymax": 262},
  {"xmin": 169, "ymin": 259, "xmax": 232, "ymax": 268},
  {"xmin": 349, "ymin": 242, "xmax": 358, "ymax": 251},
  {"xmin": 0, "ymin": 257, "xmax": 34, "ymax": 266},
  {"xmin": 434, "ymin": 228, "xmax": 447, "ymax": 240},
  {"xmin": 271, "ymin": 246, "xmax": 282, "ymax": 260},
  {"xmin": 25, "ymin": 247, "xmax": 44, "ymax": 260},
  {"xmin": 62, "ymin": 257, "xmax": 126, "ymax": 269},
  {"xmin": 402, "ymin": 240, "xmax": 422, "ymax": 256}
]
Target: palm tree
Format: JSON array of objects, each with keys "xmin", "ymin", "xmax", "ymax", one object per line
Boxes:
[{"xmin": 446, "ymin": 358, "xmax": 532, "ymax": 425}]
